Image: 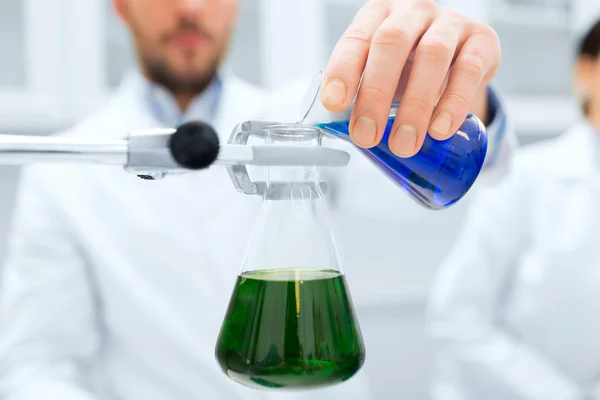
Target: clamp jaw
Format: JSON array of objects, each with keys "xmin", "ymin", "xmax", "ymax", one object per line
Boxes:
[{"xmin": 224, "ymin": 120, "xmax": 348, "ymax": 196}]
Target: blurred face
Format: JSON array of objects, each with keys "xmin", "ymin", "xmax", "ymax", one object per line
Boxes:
[
  {"xmin": 575, "ymin": 54, "xmax": 600, "ymax": 113},
  {"xmin": 114, "ymin": 0, "xmax": 238, "ymax": 96}
]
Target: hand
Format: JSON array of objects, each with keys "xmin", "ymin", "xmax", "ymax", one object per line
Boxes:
[{"xmin": 321, "ymin": 0, "xmax": 501, "ymax": 157}]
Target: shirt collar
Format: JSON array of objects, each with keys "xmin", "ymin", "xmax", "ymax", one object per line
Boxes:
[{"xmin": 134, "ymin": 68, "xmax": 223, "ymax": 128}]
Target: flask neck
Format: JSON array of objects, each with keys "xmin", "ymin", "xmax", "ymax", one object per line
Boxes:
[
  {"xmin": 238, "ymin": 124, "xmax": 343, "ymax": 274},
  {"xmin": 262, "ymin": 124, "xmax": 325, "ymax": 200},
  {"xmin": 240, "ymin": 187, "xmax": 342, "ymax": 274}
]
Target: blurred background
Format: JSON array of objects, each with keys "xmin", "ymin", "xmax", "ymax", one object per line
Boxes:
[{"xmin": 0, "ymin": 0, "xmax": 598, "ymax": 398}]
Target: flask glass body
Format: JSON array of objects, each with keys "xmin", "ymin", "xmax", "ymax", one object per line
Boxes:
[{"xmin": 215, "ymin": 126, "xmax": 365, "ymax": 391}]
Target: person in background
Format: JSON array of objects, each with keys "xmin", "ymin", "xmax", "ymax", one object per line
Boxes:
[
  {"xmin": 427, "ymin": 17, "xmax": 600, "ymax": 400},
  {"xmin": 0, "ymin": 0, "xmax": 508, "ymax": 399}
]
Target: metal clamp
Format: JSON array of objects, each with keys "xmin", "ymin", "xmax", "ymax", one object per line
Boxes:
[
  {"xmin": 226, "ymin": 121, "xmax": 267, "ymax": 195},
  {"xmin": 123, "ymin": 128, "xmax": 181, "ymax": 179},
  {"xmin": 225, "ymin": 120, "xmax": 349, "ymax": 196}
]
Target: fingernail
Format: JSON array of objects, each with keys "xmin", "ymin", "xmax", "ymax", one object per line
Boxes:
[
  {"xmin": 391, "ymin": 124, "xmax": 417, "ymax": 155},
  {"xmin": 352, "ymin": 116, "xmax": 377, "ymax": 147},
  {"xmin": 431, "ymin": 112, "xmax": 453, "ymax": 136},
  {"xmin": 321, "ymin": 79, "xmax": 347, "ymax": 107}
]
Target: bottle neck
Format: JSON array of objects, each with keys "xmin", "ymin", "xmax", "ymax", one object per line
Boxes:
[{"xmin": 263, "ymin": 125, "xmax": 325, "ymax": 201}]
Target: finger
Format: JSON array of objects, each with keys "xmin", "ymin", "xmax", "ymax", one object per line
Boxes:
[
  {"xmin": 350, "ymin": 3, "xmax": 436, "ymax": 148},
  {"xmin": 389, "ymin": 13, "xmax": 465, "ymax": 157},
  {"xmin": 429, "ymin": 27, "xmax": 500, "ymax": 140},
  {"xmin": 321, "ymin": 1, "xmax": 389, "ymax": 113}
]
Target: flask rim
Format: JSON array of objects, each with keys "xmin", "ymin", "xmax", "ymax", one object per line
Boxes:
[{"xmin": 263, "ymin": 124, "xmax": 323, "ymax": 143}]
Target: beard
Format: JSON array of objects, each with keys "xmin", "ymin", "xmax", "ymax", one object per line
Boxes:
[{"xmin": 139, "ymin": 50, "xmax": 221, "ymax": 95}]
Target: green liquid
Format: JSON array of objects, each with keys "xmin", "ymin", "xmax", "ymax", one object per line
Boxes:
[{"xmin": 215, "ymin": 269, "xmax": 365, "ymax": 390}]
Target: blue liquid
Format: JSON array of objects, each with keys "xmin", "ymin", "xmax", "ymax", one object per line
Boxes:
[{"xmin": 315, "ymin": 114, "xmax": 487, "ymax": 210}]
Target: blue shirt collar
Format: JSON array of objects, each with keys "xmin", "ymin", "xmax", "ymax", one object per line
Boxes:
[{"xmin": 135, "ymin": 69, "xmax": 223, "ymax": 128}]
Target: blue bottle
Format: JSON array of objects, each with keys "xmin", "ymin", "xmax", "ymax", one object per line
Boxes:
[{"xmin": 297, "ymin": 73, "xmax": 488, "ymax": 211}]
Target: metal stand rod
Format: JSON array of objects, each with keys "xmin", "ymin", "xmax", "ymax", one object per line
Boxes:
[
  {"xmin": 0, "ymin": 122, "xmax": 351, "ymax": 188},
  {"xmin": 0, "ymin": 135, "xmax": 128, "ymax": 165}
]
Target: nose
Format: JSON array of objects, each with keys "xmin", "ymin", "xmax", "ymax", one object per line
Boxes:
[{"xmin": 181, "ymin": 0, "xmax": 205, "ymax": 13}]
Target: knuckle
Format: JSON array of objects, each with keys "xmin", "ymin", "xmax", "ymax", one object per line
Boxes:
[
  {"xmin": 373, "ymin": 25, "xmax": 413, "ymax": 47},
  {"xmin": 417, "ymin": 38, "xmax": 453, "ymax": 61},
  {"xmin": 360, "ymin": 85, "xmax": 389, "ymax": 104},
  {"xmin": 443, "ymin": 91, "xmax": 470, "ymax": 111},
  {"xmin": 456, "ymin": 54, "xmax": 484, "ymax": 78},
  {"xmin": 402, "ymin": 95, "xmax": 433, "ymax": 114},
  {"xmin": 476, "ymin": 22, "xmax": 498, "ymax": 39},
  {"xmin": 487, "ymin": 30, "xmax": 502, "ymax": 60},
  {"xmin": 448, "ymin": 12, "xmax": 471, "ymax": 30},
  {"xmin": 441, "ymin": 8, "xmax": 463, "ymax": 22},
  {"xmin": 475, "ymin": 25, "xmax": 501, "ymax": 56},
  {"xmin": 343, "ymin": 26, "xmax": 372, "ymax": 46},
  {"xmin": 413, "ymin": 0, "xmax": 436, "ymax": 13}
]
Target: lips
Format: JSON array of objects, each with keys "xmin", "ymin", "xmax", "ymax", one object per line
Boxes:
[{"xmin": 171, "ymin": 31, "xmax": 206, "ymax": 48}]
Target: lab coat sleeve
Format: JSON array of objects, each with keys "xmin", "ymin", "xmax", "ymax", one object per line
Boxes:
[
  {"xmin": 426, "ymin": 168, "xmax": 583, "ymax": 400},
  {"xmin": 0, "ymin": 168, "xmax": 101, "ymax": 400}
]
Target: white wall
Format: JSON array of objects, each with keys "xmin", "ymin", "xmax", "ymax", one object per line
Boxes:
[{"xmin": 0, "ymin": 0, "xmax": 25, "ymax": 87}]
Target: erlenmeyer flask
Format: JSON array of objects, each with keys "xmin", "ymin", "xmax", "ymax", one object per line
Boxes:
[
  {"xmin": 215, "ymin": 126, "xmax": 365, "ymax": 390},
  {"xmin": 297, "ymin": 71, "xmax": 488, "ymax": 210}
]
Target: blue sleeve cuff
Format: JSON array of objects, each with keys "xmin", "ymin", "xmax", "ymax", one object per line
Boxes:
[
  {"xmin": 486, "ymin": 86, "xmax": 499, "ymax": 127},
  {"xmin": 483, "ymin": 85, "xmax": 509, "ymax": 168}
]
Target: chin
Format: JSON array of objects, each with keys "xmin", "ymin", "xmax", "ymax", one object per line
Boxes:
[
  {"xmin": 170, "ymin": 64, "xmax": 214, "ymax": 79},
  {"xmin": 170, "ymin": 54, "xmax": 215, "ymax": 71}
]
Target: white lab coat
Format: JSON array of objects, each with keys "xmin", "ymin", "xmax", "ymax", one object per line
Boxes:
[
  {"xmin": 0, "ymin": 68, "xmax": 510, "ymax": 400},
  {"xmin": 427, "ymin": 120, "xmax": 600, "ymax": 400}
]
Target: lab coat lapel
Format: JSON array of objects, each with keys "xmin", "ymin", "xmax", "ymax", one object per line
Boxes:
[
  {"xmin": 544, "ymin": 121, "xmax": 600, "ymax": 252},
  {"xmin": 89, "ymin": 70, "xmax": 167, "ymax": 138},
  {"xmin": 551, "ymin": 121, "xmax": 597, "ymax": 183},
  {"xmin": 211, "ymin": 71, "xmax": 269, "ymax": 141}
]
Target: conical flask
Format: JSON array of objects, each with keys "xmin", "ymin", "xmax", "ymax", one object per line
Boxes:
[
  {"xmin": 215, "ymin": 126, "xmax": 365, "ymax": 390},
  {"xmin": 297, "ymin": 71, "xmax": 488, "ymax": 210}
]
